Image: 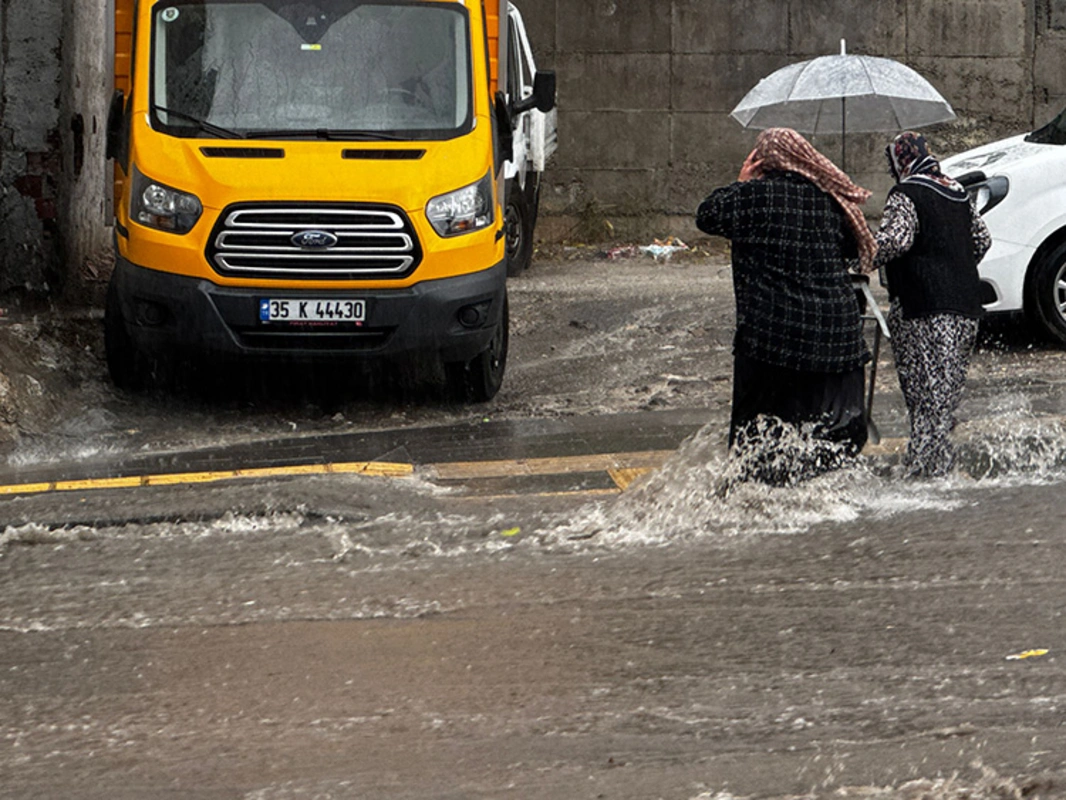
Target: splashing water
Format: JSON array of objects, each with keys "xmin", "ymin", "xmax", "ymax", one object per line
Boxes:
[
  {"xmin": 956, "ymin": 414, "xmax": 1066, "ymax": 480},
  {"xmin": 548, "ymin": 410, "xmax": 1066, "ymax": 549}
]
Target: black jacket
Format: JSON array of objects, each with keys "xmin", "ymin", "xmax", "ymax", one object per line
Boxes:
[{"xmin": 696, "ymin": 171, "xmax": 869, "ymax": 373}]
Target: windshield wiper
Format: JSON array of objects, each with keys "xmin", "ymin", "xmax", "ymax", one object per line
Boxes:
[
  {"xmin": 152, "ymin": 105, "xmax": 244, "ymax": 139},
  {"xmin": 245, "ymin": 128, "xmax": 403, "ymax": 141}
]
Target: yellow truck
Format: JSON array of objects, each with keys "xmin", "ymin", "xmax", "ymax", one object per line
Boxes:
[{"xmin": 105, "ymin": 0, "xmax": 556, "ymax": 401}]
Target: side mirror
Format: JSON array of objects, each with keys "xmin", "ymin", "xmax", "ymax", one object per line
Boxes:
[
  {"xmin": 532, "ymin": 70, "xmax": 556, "ymax": 113},
  {"xmin": 105, "ymin": 89, "xmax": 126, "ymax": 163},
  {"xmin": 512, "ymin": 70, "xmax": 556, "ymax": 116}
]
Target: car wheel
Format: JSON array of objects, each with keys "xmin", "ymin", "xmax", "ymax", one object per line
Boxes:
[
  {"xmin": 1026, "ymin": 242, "xmax": 1066, "ymax": 344},
  {"xmin": 445, "ymin": 296, "xmax": 509, "ymax": 403},
  {"xmin": 104, "ymin": 280, "xmax": 146, "ymax": 391},
  {"xmin": 504, "ymin": 179, "xmax": 535, "ymax": 277}
]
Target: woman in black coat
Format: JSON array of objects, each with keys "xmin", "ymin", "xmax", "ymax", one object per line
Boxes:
[{"xmin": 696, "ymin": 127, "xmax": 876, "ymax": 484}]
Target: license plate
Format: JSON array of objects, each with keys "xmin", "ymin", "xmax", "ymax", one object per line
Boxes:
[{"xmin": 259, "ymin": 298, "xmax": 366, "ymax": 323}]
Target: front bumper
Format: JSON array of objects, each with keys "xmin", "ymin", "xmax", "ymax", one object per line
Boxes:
[
  {"xmin": 109, "ymin": 256, "xmax": 506, "ymax": 364},
  {"xmin": 975, "ymin": 237, "xmax": 1033, "ymax": 314}
]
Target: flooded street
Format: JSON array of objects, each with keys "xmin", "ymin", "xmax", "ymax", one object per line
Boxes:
[{"xmin": 2, "ymin": 252, "xmax": 1066, "ymax": 798}]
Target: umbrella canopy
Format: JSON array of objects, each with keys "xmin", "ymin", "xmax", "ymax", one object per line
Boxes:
[{"xmin": 731, "ymin": 41, "xmax": 955, "ymax": 136}]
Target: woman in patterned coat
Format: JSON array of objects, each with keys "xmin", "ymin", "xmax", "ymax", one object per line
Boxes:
[
  {"xmin": 874, "ymin": 132, "xmax": 991, "ymax": 478},
  {"xmin": 696, "ymin": 127, "xmax": 876, "ymax": 484}
]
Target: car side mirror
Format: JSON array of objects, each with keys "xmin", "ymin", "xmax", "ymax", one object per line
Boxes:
[{"xmin": 513, "ymin": 70, "xmax": 556, "ymax": 115}]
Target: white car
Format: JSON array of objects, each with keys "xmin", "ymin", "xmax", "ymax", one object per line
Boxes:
[{"xmin": 941, "ymin": 108, "xmax": 1066, "ymax": 343}]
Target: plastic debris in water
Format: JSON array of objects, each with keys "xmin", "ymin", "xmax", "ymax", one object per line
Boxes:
[{"xmin": 1005, "ymin": 648, "xmax": 1049, "ymax": 660}]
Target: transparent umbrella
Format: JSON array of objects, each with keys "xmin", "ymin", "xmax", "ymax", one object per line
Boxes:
[{"xmin": 730, "ymin": 40, "xmax": 955, "ymax": 170}]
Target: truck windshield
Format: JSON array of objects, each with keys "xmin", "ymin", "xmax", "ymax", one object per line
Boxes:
[{"xmin": 150, "ymin": 1, "xmax": 472, "ymax": 140}]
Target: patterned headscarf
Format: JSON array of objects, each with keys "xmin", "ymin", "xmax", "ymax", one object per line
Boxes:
[
  {"xmin": 885, "ymin": 131, "xmax": 967, "ymax": 200},
  {"xmin": 755, "ymin": 127, "xmax": 877, "ymax": 273}
]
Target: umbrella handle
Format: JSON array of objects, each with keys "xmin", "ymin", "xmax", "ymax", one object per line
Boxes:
[{"xmin": 841, "ymin": 97, "xmax": 846, "ymax": 172}]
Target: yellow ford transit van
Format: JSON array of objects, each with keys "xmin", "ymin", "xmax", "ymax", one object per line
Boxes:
[{"xmin": 106, "ymin": 0, "xmax": 555, "ymax": 401}]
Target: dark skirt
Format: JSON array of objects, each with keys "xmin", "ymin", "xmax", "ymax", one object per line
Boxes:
[{"xmin": 729, "ymin": 353, "xmax": 868, "ymax": 484}]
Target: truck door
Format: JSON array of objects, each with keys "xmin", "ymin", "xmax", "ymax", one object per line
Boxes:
[
  {"xmin": 507, "ymin": 6, "xmax": 557, "ymax": 179},
  {"xmin": 506, "ymin": 12, "xmax": 532, "ymax": 192}
]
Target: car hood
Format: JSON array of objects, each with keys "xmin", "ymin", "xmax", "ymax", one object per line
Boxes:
[{"xmin": 942, "ymin": 134, "xmax": 1052, "ymax": 175}]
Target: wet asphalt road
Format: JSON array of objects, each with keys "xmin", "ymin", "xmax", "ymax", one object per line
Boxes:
[
  {"xmin": 2, "ymin": 256, "xmax": 1066, "ymax": 798},
  {"xmin": 2, "ymin": 461, "xmax": 1066, "ymax": 800}
]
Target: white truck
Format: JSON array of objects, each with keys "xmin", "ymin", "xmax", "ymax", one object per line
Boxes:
[
  {"xmin": 502, "ymin": 4, "xmax": 558, "ymax": 276},
  {"xmin": 942, "ymin": 107, "xmax": 1066, "ymax": 343}
]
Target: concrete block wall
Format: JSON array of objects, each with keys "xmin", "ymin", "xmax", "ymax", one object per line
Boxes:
[
  {"xmin": 0, "ymin": 0, "xmax": 110, "ymax": 296},
  {"xmin": 522, "ymin": 0, "xmax": 1051, "ymax": 240},
  {"xmin": 57, "ymin": 0, "xmax": 113, "ymax": 293},
  {"xmin": 1, "ymin": 1, "xmax": 64, "ymax": 292}
]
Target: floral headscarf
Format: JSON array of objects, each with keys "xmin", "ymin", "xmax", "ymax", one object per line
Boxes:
[
  {"xmin": 885, "ymin": 131, "xmax": 967, "ymax": 200},
  {"xmin": 755, "ymin": 127, "xmax": 877, "ymax": 273}
]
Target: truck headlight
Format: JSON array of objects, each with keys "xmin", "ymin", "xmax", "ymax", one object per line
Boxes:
[
  {"xmin": 966, "ymin": 175, "xmax": 1009, "ymax": 216},
  {"xmin": 426, "ymin": 172, "xmax": 494, "ymax": 237},
  {"xmin": 131, "ymin": 165, "xmax": 203, "ymax": 234}
]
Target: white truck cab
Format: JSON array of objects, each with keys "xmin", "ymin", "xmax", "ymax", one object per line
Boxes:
[
  {"xmin": 502, "ymin": 3, "xmax": 558, "ymax": 275},
  {"xmin": 941, "ymin": 107, "xmax": 1066, "ymax": 343}
]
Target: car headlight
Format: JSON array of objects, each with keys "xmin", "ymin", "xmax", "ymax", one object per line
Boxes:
[
  {"xmin": 131, "ymin": 165, "xmax": 203, "ymax": 234},
  {"xmin": 426, "ymin": 171, "xmax": 495, "ymax": 237},
  {"xmin": 966, "ymin": 174, "xmax": 1009, "ymax": 216}
]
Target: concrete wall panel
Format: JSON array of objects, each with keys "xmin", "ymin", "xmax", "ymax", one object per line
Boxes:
[
  {"xmin": 672, "ymin": 53, "xmax": 795, "ymax": 113},
  {"xmin": 790, "ymin": 0, "xmax": 908, "ymax": 57},
  {"xmin": 671, "ymin": 112, "xmax": 753, "ymax": 169},
  {"xmin": 1, "ymin": 1, "xmax": 64, "ymax": 291},
  {"xmin": 514, "ymin": 0, "xmax": 558, "ymax": 63},
  {"xmin": 1052, "ymin": 0, "xmax": 1066, "ymax": 28},
  {"xmin": 1035, "ymin": 32, "xmax": 1066, "ymax": 95},
  {"xmin": 557, "ymin": 53, "xmax": 671, "ymax": 111},
  {"xmin": 5, "ymin": 4, "xmax": 62, "ymax": 151},
  {"xmin": 542, "ymin": 167, "xmax": 669, "ymax": 216},
  {"xmin": 555, "ymin": 111, "xmax": 671, "ymax": 170},
  {"xmin": 911, "ymin": 56, "xmax": 1031, "ymax": 127},
  {"xmin": 556, "ymin": 0, "xmax": 671, "ymax": 54},
  {"xmin": 907, "ymin": 0, "xmax": 1028, "ymax": 57},
  {"xmin": 673, "ymin": 0, "xmax": 789, "ymax": 54}
]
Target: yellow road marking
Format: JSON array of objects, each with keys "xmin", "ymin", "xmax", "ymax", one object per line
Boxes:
[
  {"xmin": 429, "ymin": 450, "xmax": 675, "ymax": 480},
  {"xmin": 608, "ymin": 467, "xmax": 653, "ymax": 491},
  {"xmin": 442, "ymin": 488, "xmax": 623, "ymax": 502},
  {"xmin": 0, "ymin": 461, "xmax": 413, "ymax": 497},
  {"xmin": 0, "ymin": 439, "xmax": 906, "ymax": 499}
]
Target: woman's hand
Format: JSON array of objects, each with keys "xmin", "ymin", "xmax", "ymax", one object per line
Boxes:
[{"xmin": 738, "ymin": 149, "xmax": 764, "ymax": 182}]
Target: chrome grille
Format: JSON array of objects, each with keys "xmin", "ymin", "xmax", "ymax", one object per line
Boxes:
[{"xmin": 207, "ymin": 205, "xmax": 420, "ymax": 280}]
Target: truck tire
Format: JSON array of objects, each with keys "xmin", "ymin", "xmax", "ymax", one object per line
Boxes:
[
  {"xmin": 445, "ymin": 296, "xmax": 509, "ymax": 402},
  {"xmin": 504, "ymin": 178, "xmax": 536, "ymax": 277},
  {"xmin": 1026, "ymin": 242, "xmax": 1066, "ymax": 345},
  {"xmin": 104, "ymin": 280, "xmax": 146, "ymax": 391}
]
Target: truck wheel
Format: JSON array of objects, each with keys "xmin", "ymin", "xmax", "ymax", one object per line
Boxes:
[
  {"xmin": 445, "ymin": 297, "xmax": 509, "ymax": 403},
  {"xmin": 104, "ymin": 281, "xmax": 145, "ymax": 391},
  {"xmin": 1026, "ymin": 242, "xmax": 1066, "ymax": 345},
  {"xmin": 504, "ymin": 179, "xmax": 535, "ymax": 277}
]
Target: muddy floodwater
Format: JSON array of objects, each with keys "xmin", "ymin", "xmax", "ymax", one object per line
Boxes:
[{"xmin": 2, "ymin": 252, "xmax": 1066, "ymax": 798}]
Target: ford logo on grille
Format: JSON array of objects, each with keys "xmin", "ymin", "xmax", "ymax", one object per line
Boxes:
[{"xmin": 291, "ymin": 230, "xmax": 338, "ymax": 249}]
